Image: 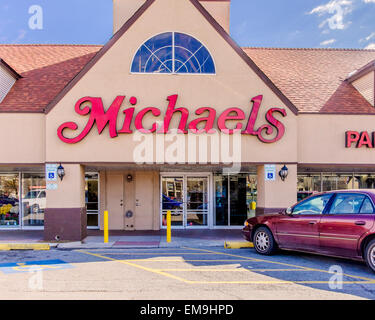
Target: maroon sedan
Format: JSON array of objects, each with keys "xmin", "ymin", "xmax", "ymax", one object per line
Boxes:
[{"xmin": 242, "ymin": 190, "xmax": 375, "ymax": 272}]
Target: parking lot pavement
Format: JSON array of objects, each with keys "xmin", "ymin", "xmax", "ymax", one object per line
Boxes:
[{"xmin": 0, "ymin": 247, "xmax": 374, "ymax": 299}]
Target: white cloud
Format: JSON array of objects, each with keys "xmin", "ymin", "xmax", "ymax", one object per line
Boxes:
[
  {"xmin": 359, "ymin": 32, "xmax": 375, "ymax": 43},
  {"xmin": 309, "ymin": 0, "xmax": 353, "ymax": 30},
  {"xmin": 320, "ymin": 38, "xmax": 337, "ymax": 46},
  {"xmin": 365, "ymin": 43, "xmax": 375, "ymax": 49},
  {"xmin": 363, "ymin": 0, "xmax": 375, "ymax": 3}
]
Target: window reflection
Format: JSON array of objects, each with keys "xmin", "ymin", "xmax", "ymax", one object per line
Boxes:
[
  {"xmin": 0, "ymin": 174, "xmax": 19, "ymax": 227},
  {"xmin": 22, "ymin": 173, "xmax": 45, "ymax": 227},
  {"xmin": 85, "ymin": 173, "xmax": 99, "ymax": 228}
]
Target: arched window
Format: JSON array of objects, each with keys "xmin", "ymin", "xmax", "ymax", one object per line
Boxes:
[{"xmin": 131, "ymin": 32, "xmax": 215, "ymax": 74}]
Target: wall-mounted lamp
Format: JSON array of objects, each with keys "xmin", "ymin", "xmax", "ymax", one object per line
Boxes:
[
  {"xmin": 279, "ymin": 165, "xmax": 289, "ymax": 182},
  {"xmin": 57, "ymin": 163, "xmax": 65, "ymax": 181},
  {"xmin": 127, "ymin": 174, "xmax": 133, "ymax": 182}
]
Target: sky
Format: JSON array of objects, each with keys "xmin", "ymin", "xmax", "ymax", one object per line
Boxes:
[{"xmin": 0, "ymin": 0, "xmax": 374, "ymax": 49}]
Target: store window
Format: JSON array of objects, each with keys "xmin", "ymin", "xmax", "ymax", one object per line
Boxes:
[
  {"xmin": 298, "ymin": 173, "xmax": 355, "ymax": 201},
  {"xmin": 214, "ymin": 173, "xmax": 257, "ymax": 226},
  {"xmin": 85, "ymin": 173, "xmax": 99, "ymax": 228},
  {"xmin": 354, "ymin": 174, "xmax": 375, "ymax": 189},
  {"xmin": 22, "ymin": 173, "xmax": 45, "ymax": 227},
  {"xmin": 297, "ymin": 174, "xmax": 321, "ymax": 201},
  {"xmin": 0, "ymin": 174, "xmax": 19, "ymax": 227},
  {"xmin": 131, "ymin": 32, "xmax": 215, "ymax": 74}
]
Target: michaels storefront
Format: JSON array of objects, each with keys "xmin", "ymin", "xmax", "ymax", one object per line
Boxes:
[{"xmin": 0, "ymin": 0, "xmax": 374, "ymax": 240}]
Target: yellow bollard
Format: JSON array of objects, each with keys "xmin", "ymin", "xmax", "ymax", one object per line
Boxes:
[
  {"xmin": 104, "ymin": 210, "xmax": 109, "ymax": 243},
  {"xmin": 251, "ymin": 201, "xmax": 257, "ymax": 211},
  {"xmin": 167, "ymin": 210, "xmax": 171, "ymax": 243}
]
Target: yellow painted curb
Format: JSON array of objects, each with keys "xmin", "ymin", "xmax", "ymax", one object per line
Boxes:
[
  {"xmin": 0, "ymin": 243, "xmax": 50, "ymax": 251},
  {"xmin": 224, "ymin": 241, "xmax": 254, "ymax": 249}
]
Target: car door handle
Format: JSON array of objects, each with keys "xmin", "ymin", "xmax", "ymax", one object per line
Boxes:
[
  {"xmin": 355, "ymin": 221, "xmax": 366, "ymax": 226},
  {"xmin": 309, "ymin": 221, "xmax": 317, "ymax": 225}
]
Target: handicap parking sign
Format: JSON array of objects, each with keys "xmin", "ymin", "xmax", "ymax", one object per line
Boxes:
[
  {"xmin": 265, "ymin": 165, "xmax": 276, "ymax": 181},
  {"xmin": 46, "ymin": 164, "xmax": 57, "ymax": 182},
  {"xmin": 0, "ymin": 259, "xmax": 73, "ymax": 274}
]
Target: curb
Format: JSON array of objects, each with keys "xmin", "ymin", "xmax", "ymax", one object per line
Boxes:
[
  {"xmin": 224, "ymin": 241, "xmax": 253, "ymax": 249},
  {"xmin": 0, "ymin": 243, "xmax": 50, "ymax": 251}
]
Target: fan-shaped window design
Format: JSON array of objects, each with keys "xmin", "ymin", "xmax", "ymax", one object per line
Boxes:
[{"xmin": 131, "ymin": 32, "xmax": 215, "ymax": 74}]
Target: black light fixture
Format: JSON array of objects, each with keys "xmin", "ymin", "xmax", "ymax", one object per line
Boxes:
[
  {"xmin": 57, "ymin": 163, "xmax": 65, "ymax": 181},
  {"xmin": 127, "ymin": 174, "xmax": 133, "ymax": 182},
  {"xmin": 279, "ymin": 165, "xmax": 289, "ymax": 182}
]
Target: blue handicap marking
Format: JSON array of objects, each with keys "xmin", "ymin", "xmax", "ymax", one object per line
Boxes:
[
  {"xmin": 267, "ymin": 173, "xmax": 274, "ymax": 179},
  {"xmin": 48, "ymin": 172, "xmax": 55, "ymax": 179},
  {"xmin": 0, "ymin": 259, "xmax": 73, "ymax": 274}
]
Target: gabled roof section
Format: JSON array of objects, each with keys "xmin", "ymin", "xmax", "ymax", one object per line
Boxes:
[
  {"xmin": 244, "ymin": 47, "xmax": 375, "ymax": 113},
  {"xmin": 0, "ymin": 59, "xmax": 22, "ymax": 80},
  {"xmin": 346, "ymin": 59, "xmax": 375, "ymax": 83},
  {"xmin": 44, "ymin": 0, "xmax": 156, "ymax": 114},
  {"xmin": 45, "ymin": 0, "xmax": 299, "ymax": 115},
  {"xmin": 0, "ymin": 45, "xmax": 101, "ymax": 112}
]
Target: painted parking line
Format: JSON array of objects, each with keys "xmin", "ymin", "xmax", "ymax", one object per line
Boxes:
[
  {"xmin": 153, "ymin": 268, "xmax": 311, "ymax": 272},
  {"xmin": 77, "ymin": 250, "xmax": 191, "ymax": 284},
  {"xmin": 78, "ymin": 248, "xmax": 375, "ymax": 286},
  {"xmin": 0, "ymin": 259, "xmax": 73, "ymax": 274},
  {"xmin": 182, "ymin": 247, "xmax": 375, "ymax": 283}
]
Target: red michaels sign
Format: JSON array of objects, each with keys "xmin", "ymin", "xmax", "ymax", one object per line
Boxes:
[
  {"xmin": 57, "ymin": 94, "xmax": 287, "ymax": 144},
  {"xmin": 346, "ymin": 131, "xmax": 375, "ymax": 148}
]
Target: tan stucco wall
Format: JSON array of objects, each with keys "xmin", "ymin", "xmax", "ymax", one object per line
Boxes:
[
  {"xmin": 298, "ymin": 114, "xmax": 375, "ymax": 165},
  {"xmin": 46, "ymin": 164, "xmax": 85, "ymax": 208},
  {"xmin": 257, "ymin": 164, "xmax": 297, "ymax": 209},
  {"xmin": 46, "ymin": 0, "xmax": 297, "ymax": 165},
  {"xmin": 200, "ymin": 1, "xmax": 230, "ymax": 33},
  {"xmin": 113, "ymin": 0, "xmax": 230, "ymax": 34},
  {"xmin": 352, "ymin": 71, "xmax": 374, "ymax": 106},
  {"xmin": 0, "ymin": 113, "xmax": 45, "ymax": 164}
]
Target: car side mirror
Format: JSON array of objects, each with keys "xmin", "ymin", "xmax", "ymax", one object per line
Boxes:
[{"xmin": 285, "ymin": 207, "xmax": 293, "ymax": 215}]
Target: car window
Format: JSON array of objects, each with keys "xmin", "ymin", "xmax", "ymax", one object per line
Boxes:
[
  {"xmin": 39, "ymin": 191, "xmax": 46, "ymax": 198},
  {"xmin": 360, "ymin": 197, "xmax": 374, "ymax": 214},
  {"xmin": 329, "ymin": 193, "xmax": 366, "ymax": 214},
  {"xmin": 293, "ymin": 194, "xmax": 333, "ymax": 215}
]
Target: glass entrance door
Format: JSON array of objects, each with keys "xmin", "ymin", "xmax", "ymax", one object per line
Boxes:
[
  {"xmin": 161, "ymin": 175, "xmax": 209, "ymax": 229},
  {"xmin": 214, "ymin": 173, "xmax": 257, "ymax": 227}
]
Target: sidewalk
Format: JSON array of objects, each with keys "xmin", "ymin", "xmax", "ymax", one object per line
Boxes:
[
  {"xmin": 59, "ymin": 229, "xmax": 245, "ymax": 249},
  {"xmin": 0, "ymin": 229, "xmax": 245, "ymax": 249}
]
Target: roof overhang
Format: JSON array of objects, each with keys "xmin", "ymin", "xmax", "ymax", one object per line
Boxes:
[
  {"xmin": 346, "ymin": 59, "xmax": 375, "ymax": 83},
  {"xmin": 0, "ymin": 58, "xmax": 22, "ymax": 80}
]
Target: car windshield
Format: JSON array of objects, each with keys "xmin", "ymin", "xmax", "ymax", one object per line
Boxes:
[{"xmin": 24, "ymin": 191, "xmax": 39, "ymax": 199}]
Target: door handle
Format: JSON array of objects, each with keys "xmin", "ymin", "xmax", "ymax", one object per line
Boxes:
[
  {"xmin": 355, "ymin": 221, "xmax": 366, "ymax": 226},
  {"xmin": 308, "ymin": 221, "xmax": 317, "ymax": 225}
]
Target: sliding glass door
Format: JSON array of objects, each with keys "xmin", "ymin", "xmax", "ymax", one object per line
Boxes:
[
  {"xmin": 214, "ymin": 173, "xmax": 257, "ymax": 227},
  {"xmin": 161, "ymin": 175, "xmax": 210, "ymax": 229}
]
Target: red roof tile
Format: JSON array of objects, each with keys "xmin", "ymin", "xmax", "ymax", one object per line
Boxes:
[
  {"xmin": 243, "ymin": 47, "xmax": 375, "ymax": 113},
  {"xmin": 0, "ymin": 45, "xmax": 101, "ymax": 112}
]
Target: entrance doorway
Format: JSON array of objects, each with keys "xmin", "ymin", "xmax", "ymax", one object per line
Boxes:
[
  {"xmin": 160, "ymin": 174, "xmax": 210, "ymax": 229},
  {"xmin": 214, "ymin": 173, "xmax": 257, "ymax": 227}
]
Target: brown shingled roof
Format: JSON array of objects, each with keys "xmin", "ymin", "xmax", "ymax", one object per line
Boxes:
[
  {"xmin": 243, "ymin": 47, "xmax": 375, "ymax": 113},
  {"xmin": 0, "ymin": 45, "xmax": 101, "ymax": 112}
]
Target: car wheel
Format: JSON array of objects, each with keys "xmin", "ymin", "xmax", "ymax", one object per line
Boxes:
[
  {"xmin": 365, "ymin": 239, "xmax": 375, "ymax": 273},
  {"xmin": 253, "ymin": 227, "xmax": 276, "ymax": 255}
]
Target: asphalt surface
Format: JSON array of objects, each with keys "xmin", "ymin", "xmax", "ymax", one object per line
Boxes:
[{"xmin": 0, "ymin": 247, "xmax": 374, "ymax": 299}]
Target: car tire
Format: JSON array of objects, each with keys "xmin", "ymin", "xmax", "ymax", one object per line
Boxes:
[
  {"xmin": 253, "ymin": 227, "xmax": 276, "ymax": 255},
  {"xmin": 364, "ymin": 239, "xmax": 375, "ymax": 273}
]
